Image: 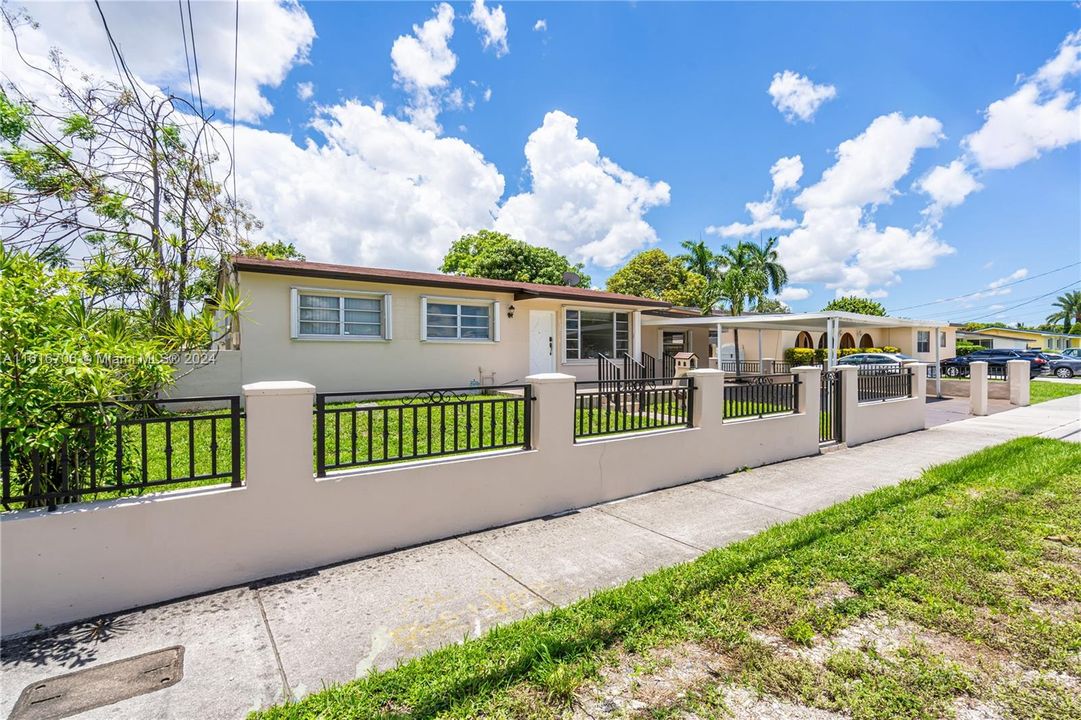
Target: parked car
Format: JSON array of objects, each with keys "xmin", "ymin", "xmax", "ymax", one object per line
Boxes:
[
  {"xmin": 940, "ymin": 349, "xmax": 1044, "ymax": 378},
  {"xmin": 1047, "ymin": 356, "xmax": 1081, "ymax": 378},
  {"xmin": 837, "ymin": 352, "xmax": 914, "ymax": 366},
  {"xmin": 1060, "ymin": 348, "xmax": 1080, "ymax": 359}
]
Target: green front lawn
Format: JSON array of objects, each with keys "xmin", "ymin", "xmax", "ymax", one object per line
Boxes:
[
  {"xmin": 251, "ymin": 437, "xmax": 1081, "ymax": 720},
  {"xmin": 1031, "ymin": 380, "xmax": 1081, "ymax": 404}
]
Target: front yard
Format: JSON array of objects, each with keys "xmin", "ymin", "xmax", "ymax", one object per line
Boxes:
[
  {"xmin": 1031, "ymin": 380, "xmax": 1081, "ymax": 404},
  {"xmin": 252, "ymin": 436, "xmax": 1081, "ymax": 720}
]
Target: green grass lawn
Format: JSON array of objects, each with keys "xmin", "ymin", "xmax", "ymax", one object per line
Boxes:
[
  {"xmin": 1031, "ymin": 380, "xmax": 1081, "ymax": 404},
  {"xmin": 250, "ymin": 437, "xmax": 1081, "ymax": 720}
]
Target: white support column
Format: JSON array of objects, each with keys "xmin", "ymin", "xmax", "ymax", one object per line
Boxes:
[
  {"xmin": 793, "ymin": 365, "xmax": 822, "ymax": 420},
  {"xmin": 827, "ymin": 317, "xmax": 838, "ymax": 368},
  {"xmin": 1007, "ymin": 359, "xmax": 1030, "ymax": 407},
  {"xmin": 715, "ymin": 321, "xmax": 723, "ymax": 367},
  {"xmin": 934, "ymin": 327, "xmax": 942, "ymax": 398},
  {"xmin": 632, "ymin": 311, "xmax": 642, "ymax": 362},
  {"xmin": 524, "ymin": 373, "xmax": 576, "ymax": 451},
  {"xmin": 837, "ymin": 364, "xmax": 859, "ymax": 441},
  {"xmin": 969, "ymin": 361, "xmax": 989, "ymax": 416},
  {"xmin": 243, "ymin": 381, "xmax": 316, "ymax": 497},
  {"xmin": 687, "ymin": 368, "xmax": 724, "ymax": 431},
  {"xmin": 757, "ymin": 329, "xmax": 763, "ymax": 364}
]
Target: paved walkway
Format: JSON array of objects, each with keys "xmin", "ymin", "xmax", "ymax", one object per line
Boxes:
[{"xmin": 2, "ymin": 396, "xmax": 1079, "ymax": 719}]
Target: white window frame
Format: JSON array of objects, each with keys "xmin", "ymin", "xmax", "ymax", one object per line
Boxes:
[
  {"xmin": 420, "ymin": 296, "xmax": 500, "ymax": 343},
  {"xmin": 290, "ymin": 287, "xmax": 392, "ymax": 342},
  {"xmin": 917, "ymin": 330, "xmax": 931, "ymax": 353},
  {"xmin": 562, "ymin": 307, "xmax": 631, "ymax": 364}
]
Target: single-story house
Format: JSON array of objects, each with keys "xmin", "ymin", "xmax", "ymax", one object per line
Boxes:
[
  {"xmin": 171, "ymin": 257, "xmax": 956, "ymax": 396},
  {"xmin": 954, "ymin": 325, "xmax": 1081, "ymax": 352}
]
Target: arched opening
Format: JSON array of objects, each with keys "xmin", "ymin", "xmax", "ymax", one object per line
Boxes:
[
  {"xmin": 795, "ymin": 331, "xmax": 813, "ymax": 349},
  {"xmin": 839, "ymin": 332, "xmax": 855, "ymax": 349},
  {"xmin": 859, "ymin": 333, "xmax": 874, "ymax": 349},
  {"xmin": 817, "ymin": 333, "xmax": 828, "ymax": 349}
]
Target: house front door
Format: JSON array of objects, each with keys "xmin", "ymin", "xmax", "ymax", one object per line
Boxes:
[{"xmin": 529, "ymin": 310, "xmax": 556, "ymax": 375}]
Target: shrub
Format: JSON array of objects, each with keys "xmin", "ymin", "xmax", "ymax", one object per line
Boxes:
[
  {"xmin": 784, "ymin": 347, "xmax": 829, "ymax": 365},
  {"xmin": 955, "ymin": 341, "xmax": 982, "ymax": 356},
  {"xmin": 882, "ymin": 345, "xmax": 900, "ymax": 353}
]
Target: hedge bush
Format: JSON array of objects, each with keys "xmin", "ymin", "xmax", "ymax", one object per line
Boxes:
[{"xmin": 955, "ymin": 341, "xmax": 983, "ymax": 356}]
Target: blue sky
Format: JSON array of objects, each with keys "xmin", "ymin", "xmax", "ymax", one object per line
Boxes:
[{"xmin": 12, "ymin": 1, "xmax": 1081, "ymax": 324}]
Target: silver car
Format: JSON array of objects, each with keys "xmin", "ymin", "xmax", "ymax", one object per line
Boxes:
[
  {"xmin": 1047, "ymin": 356, "xmax": 1081, "ymax": 378},
  {"xmin": 836, "ymin": 352, "xmax": 915, "ymax": 373}
]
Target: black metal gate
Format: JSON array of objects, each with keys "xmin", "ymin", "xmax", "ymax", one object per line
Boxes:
[{"xmin": 820, "ymin": 370, "xmax": 842, "ymax": 444}]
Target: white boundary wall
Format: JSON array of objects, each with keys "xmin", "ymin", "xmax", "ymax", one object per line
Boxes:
[
  {"xmin": 840, "ymin": 363, "xmax": 928, "ymax": 447},
  {"xmin": 0, "ymin": 365, "xmax": 929, "ymax": 635}
]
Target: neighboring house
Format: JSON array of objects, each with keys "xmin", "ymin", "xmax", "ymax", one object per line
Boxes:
[
  {"xmin": 954, "ymin": 325, "xmax": 1081, "ymax": 351},
  {"xmin": 171, "ymin": 256, "xmax": 956, "ymax": 396}
]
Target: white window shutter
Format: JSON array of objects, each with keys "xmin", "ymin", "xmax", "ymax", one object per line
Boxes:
[
  {"xmin": 420, "ymin": 297, "xmax": 428, "ymax": 341},
  {"xmin": 492, "ymin": 301, "xmax": 501, "ymax": 342},
  {"xmin": 383, "ymin": 294, "xmax": 393, "ymax": 340},
  {"xmin": 289, "ymin": 288, "xmax": 299, "ymax": 339}
]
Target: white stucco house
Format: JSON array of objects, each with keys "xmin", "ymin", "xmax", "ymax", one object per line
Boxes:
[{"xmin": 170, "ymin": 257, "xmax": 956, "ymax": 396}]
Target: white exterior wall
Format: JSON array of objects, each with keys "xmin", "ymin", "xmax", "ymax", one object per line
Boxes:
[
  {"xmin": 2, "ymin": 368, "xmax": 835, "ymax": 634},
  {"xmin": 839, "ymin": 364, "xmax": 928, "ymax": 446}
]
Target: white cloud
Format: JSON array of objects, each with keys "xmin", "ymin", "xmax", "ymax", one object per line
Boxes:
[
  {"xmin": 917, "ymin": 160, "xmax": 982, "ymax": 223},
  {"xmin": 708, "ymin": 155, "xmax": 802, "ymax": 238},
  {"xmin": 225, "ymin": 100, "xmax": 504, "ymax": 269},
  {"xmin": 988, "ymin": 267, "xmax": 1028, "ymax": 289},
  {"xmin": 296, "ymin": 81, "xmax": 314, "ymax": 101},
  {"xmin": 495, "ymin": 111, "xmax": 671, "ymax": 268},
  {"xmin": 956, "ymin": 267, "xmax": 1028, "ymax": 305},
  {"xmin": 768, "ymin": 113, "xmax": 952, "ymax": 295},
  {"xmin": 1035, "ymin": 29, "xmax": 1081, "ymax": 90},
  {"xmin": 768, "ymin": 70, "xmax": 837, "ymax": 123},
  {"xmin": 483, "ymin": 87, "xmax": 493, "ymax": 102},
  {"xmin": 964, "ymin": 30, "xmax": 1081, "ymax": 171},
  {"xmin": 533, "ymin": 19, "xmax": 548, "ymax": 32},
  {"xmin": 469, "ymin": 0, "xmax": 509, "ymax": 56},
  {"xmin": 5, "ymin": 0, "xmax": 315, "ymax": 122},
  {"xmin": 776, "ymin": 287, "xmax": 810, "ymax": 302},
  {"xmin": 390, "ymin": 3, "xmax": 458, "ymax": 132}
]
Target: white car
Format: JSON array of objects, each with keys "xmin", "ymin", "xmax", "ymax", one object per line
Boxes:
[{"xmin": 836, "ymin": 352, "xmax": 915, "ymax": 370}]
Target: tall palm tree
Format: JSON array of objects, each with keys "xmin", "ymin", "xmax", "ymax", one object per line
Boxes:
[
  {"xmin": 678, "ymin": 239, "xmax": 717, "ymax": 279},
  {"xmin": 715, "ymin": 242, "xmax": 767, "ymax": 376},
  {"xmin": 745, "ymin": 236, "xmax": 788, "ymax": 310},
  {"xmin": 1046, "ymin": 290, "xmax": 1081, "ymax": 334}
]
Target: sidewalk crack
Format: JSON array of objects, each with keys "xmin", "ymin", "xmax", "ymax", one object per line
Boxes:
[
  {"xmin": 253, "ymin": 589, "xmax": 293, "ymax": 704},
  {"xmin": 457, "ymin": 538, "xmax": 557, "ymax": 608},
  {"xmin": 593, "ymin": 505, "xmax": 708, "ymax": 553},
  {"xmin": 691, "ymin": 482, "xmax": 802, "ymax": 517}
]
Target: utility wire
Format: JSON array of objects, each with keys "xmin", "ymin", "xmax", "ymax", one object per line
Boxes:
[
  {"xmin": 178, "ymin": 0, "xmax": 196, "ymax": 109},
  {"xmin": 952, "ymin": 280, "xmax": 1080, "ymax": 323},
  {"xmin": 185, "ymin": 0, "xmax": 205, "ymax": 118},
  {"xmin": 886, "ymin": 260, "xmax": 1081, "ymax": 314},
  {"xmin": 231, "ymin": 0, "xmax": 240, "ymax": 243}
]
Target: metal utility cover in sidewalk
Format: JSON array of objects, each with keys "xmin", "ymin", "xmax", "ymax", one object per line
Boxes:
[{"xmin": 8, "ymin": 646, "xmax": 183, "ymax": 720}]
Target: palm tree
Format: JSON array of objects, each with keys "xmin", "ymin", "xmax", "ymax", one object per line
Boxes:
[
  {"xmin": 1046, "ymin": 290, "xmax": 1081, "ymax": 334},
  {"xmin": 715, "ymin": 242, "xmax": 767, "ymax": 376},
  {"xmin": 678, "ymin": 239, "xmax": 717, "ymax": 279},
  {"xmin": 745, "ymin": 236, "xmax": 788, "ymax": 310}
]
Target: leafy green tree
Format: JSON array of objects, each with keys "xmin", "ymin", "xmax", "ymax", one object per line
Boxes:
[
  {"xmin": 238, "ymin": 240, "xmax": 306, "ymax": 261},
  {"xmin": 441, "ymin": 230, "xmax": 590, "ymax": 286},
  {"xmin": 677, "ymin": 239, "xmax": 717, "ymax": 279},
  {"xmin": 745, "ymin": 237, "xmax": 788, "ymax": 310},
  {"xmin": 822, "ymin": 296, "xmax": 887, "ymax": 316},
  {"xmin": 1046, "ymin": 290, "xmax": 1081, "ymax": 333},
  {"xmin": 753, "ymin": 297, "xmax": 790, "ymax": 314},
  {"xmin": 605, "ymin": 248, "xmax": 686, "ymax": 299},
  {"xmin": 0, "ymin": 25, "xmax": 256, "ymax": 327}
]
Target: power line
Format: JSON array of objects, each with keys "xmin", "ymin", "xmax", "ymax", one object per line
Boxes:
[
  {"xmin": 177, "ymin": 0, "xmax": 196, "ymax": 109},
  {"xmin": 952, "ymin": 280, "xmax": 1080, "ymax": 323},
  {"xmin": 185, "ymin": 0, "xmax": 206, "ymax": 118},
  {"xmin": 231, "ymin": 0, "xmax": 240, "ymax": 243},
  {"xmin": 886, "ymin": 260, "xmax": 1081, "ymax": 314}
]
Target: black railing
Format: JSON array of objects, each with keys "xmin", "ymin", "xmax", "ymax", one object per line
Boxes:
[
  {"xmin": 598, "ymin": 354, "xmax": 622, "ymax": 393},
  {"xmin": 622, "ymin": 352, "xmax": 652, "ymax": 386},
  {"xmin": 635, "ymin": 351, "xmax": 659, "ymax": 380},
  {"xmin": 988, "ymin": 364, "xmax": 1008, "ymax": 381},
  {"xmin": 315, "ymin": 385, "xmax": 532, "ymax": 475},
  {"xmin": 574, "ymin": 377, "xmax": 693, "ymax": 440},
  {"xmin": 719, "ymin": 360, "xmax": 761, "ymax": 374},
  {"xmin": 857, "ymin": 366, "xmax": 913, "ymax": 402},
  {"xmin": 662, "ymin": 352, "xmax": 675, "ymax": 378},
  {"xmin": 723, "ymin": 374, "xmax": 800, "ymax": 421},
  {"xmin": 820, "ymin": 370, "xmax": 842, "ymax": 443},
  {"xmin": 1, "ymin": 396, "xmax": 243, "ymax": 511}
]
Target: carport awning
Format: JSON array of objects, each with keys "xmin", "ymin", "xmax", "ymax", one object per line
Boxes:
[{"xmin": 640, "ymin": 311, "xmax": 944, "ymax": 332}]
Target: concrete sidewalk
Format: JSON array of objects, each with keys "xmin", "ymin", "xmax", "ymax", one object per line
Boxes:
[{"xmin": 2, "ymin": 395, "xmax": 1079, "ymax": 719}]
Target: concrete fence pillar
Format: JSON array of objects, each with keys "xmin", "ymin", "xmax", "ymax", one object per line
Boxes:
[
  {"xmin": 761, "ymin": 358, "xmax": 775, "ymax": 374},
  {"xmin": 687, "ymin": 368, "xmax": 724, "ymax": 431},
  {"xmin": 1007, "ymin": 359, "xmax": 1031, "ymax": 407},
  {"xmin": 836, "ymin": 364, "xmax": 859, "ymax": 442},
  {"xmin": 524, "ymin": 373, "xmax": 576, "ymax": 450},
  {"xmin": 242, "ymin": 381, "xmax": 316, "ymax": 497},
  {"xmin": 792, "ymin": 365, "xmax": 822, "ymax": 418},
  {"xmin": 969, "ymin": 361, "xmax": 989, "ymax": 416}
]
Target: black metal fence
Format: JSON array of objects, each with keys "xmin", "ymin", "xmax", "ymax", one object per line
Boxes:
[
  {"xmin": 820, "ymin": 370, "xmax": 842, "ymax": 443},
  {"xmin": 988, "ymin": 364, "xmax": 1008, "ymax": 381},
  {"xmin": 2, "ymin": 396, "xmax": 243, "ymax": 511},
  {"xmin": 574, "ymin": 377, "xmax": 693, "ymax": 440},
  {"xmin": 723, "ymin": 374, "xmax": 800, "ymax": 421},
  {"xmin": 857, "ymin": 366, "xmax": 913, "ymax": 402},
  {"xmin": 598, "ymin": 355, "xmax": 622, "ymax": 393},
  {"xmin": 719, "ymin": 360, "xmax": 761, "ymax": 374},
  {"xmin": 315, "ymin": 385, "xmax": 532, "ymax": 475}
]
